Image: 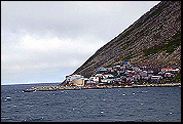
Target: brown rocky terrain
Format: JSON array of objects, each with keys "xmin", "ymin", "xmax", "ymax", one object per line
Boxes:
[{"xmin": 73, "ymin": 1, "xmax": 181, "ymax": 78}]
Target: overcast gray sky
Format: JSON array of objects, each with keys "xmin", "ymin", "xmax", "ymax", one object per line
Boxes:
[{"xmin": 1, "ymin": 1, "xmax": 160, "ymax": 85}]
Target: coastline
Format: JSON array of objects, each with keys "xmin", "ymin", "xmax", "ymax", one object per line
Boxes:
[{"xmin": 23, "ymin": 83, "xmax": 181, "ymax": 92}]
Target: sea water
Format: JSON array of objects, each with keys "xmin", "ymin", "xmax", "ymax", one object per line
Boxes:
[{"xmin": 1, "ymin": 83, "xmax": 181, "ymax": 122}]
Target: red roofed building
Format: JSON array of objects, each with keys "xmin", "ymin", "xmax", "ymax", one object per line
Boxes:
[{"xmin": 161, "ymin": 68, "xmax": 173, "ymax": 72}]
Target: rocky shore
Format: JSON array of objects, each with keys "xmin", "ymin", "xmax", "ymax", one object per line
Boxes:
[{"xmin": 23, "ymin": 83, "xmax": 181, "ymax": 92}]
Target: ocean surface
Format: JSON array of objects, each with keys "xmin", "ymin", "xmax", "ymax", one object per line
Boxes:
[{"xmin": 1, "ymin": 83, "xmax": 181, "ymax": 122}]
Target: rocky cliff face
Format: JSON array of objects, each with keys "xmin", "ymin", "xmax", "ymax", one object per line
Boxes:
[{"xmin": 73, "ymin": 1, "xmax": 181, "ymax": 78}]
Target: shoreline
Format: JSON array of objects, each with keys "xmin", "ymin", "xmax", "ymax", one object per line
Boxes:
[{"xmin": 23, "ymin": 83, "xmax": 181, "ymax": 92}]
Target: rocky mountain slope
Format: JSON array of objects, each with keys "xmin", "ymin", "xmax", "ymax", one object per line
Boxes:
[{"xmin": 73, "ymin": 1, "xmax": 181, "ymax": 78}]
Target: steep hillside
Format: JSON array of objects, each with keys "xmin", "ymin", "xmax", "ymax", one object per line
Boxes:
[{"xmin": 73, "ymin": 1, "xmax": 181, "ymax": 78}]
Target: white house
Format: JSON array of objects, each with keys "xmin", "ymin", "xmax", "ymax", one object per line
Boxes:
[
  {"xmin": 89, "ymin": 76, "xmax": 99, "ymax": 82},
  {"xmin": 151, "ymin": 75, "xmax": 163, "ymax": 80},
  {"xmin": 171, "ymin": 68, "xmax": 180, "ymax": 73},
  {"xmin": 66, "ymin": 74, "xmax": 84, "ymax": 84},
  {"xmin": 103, "ymin": 74, "xmax": 114, "ymax": 79}
]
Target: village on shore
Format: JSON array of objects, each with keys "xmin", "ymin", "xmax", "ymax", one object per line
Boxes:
[{"xmin": 24, "ymin": 62, "xmax": 181, "ymax": 92}]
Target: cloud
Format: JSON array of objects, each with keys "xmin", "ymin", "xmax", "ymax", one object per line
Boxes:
[{"xmin": 1, "ymin": 29, "xmax": 105, "ymax": 84}]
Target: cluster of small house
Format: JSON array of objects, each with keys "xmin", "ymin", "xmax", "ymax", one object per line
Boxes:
[{"xmin": 65, "ymin": 62, "xmax": 181, "ymax": 87}]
